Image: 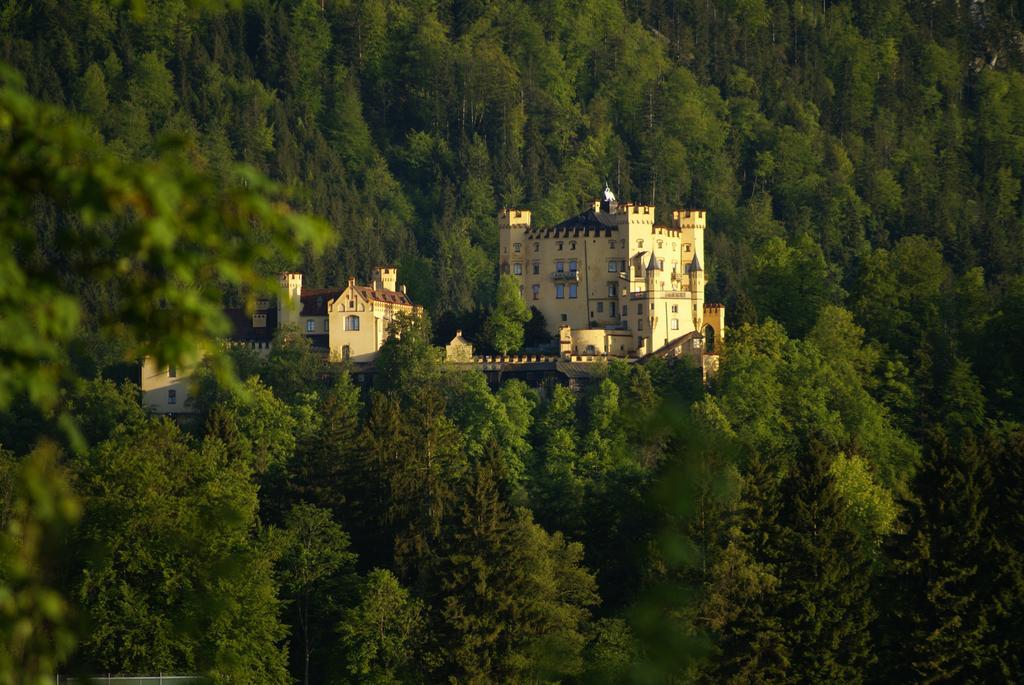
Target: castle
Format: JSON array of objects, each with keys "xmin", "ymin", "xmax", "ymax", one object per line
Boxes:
[
  {"xmin": 140, "ymin": 191, "xmax": 724, "ymax": 414},
  {"xmin": 498, "ymin": 189, "xmax": 724, "ymax": 360},
  {"xmin": 140, "ymin": 267, "xmax": 420, "ymax": 413}
]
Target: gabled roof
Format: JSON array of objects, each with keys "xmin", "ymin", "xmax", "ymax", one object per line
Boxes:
[
  {"xmin": 354, "ymin": 285, "xmax": 414, "ymax": 306},
  {"xmin": 300, "ymin": 288, "xmax": 344, "ymax": 316}
]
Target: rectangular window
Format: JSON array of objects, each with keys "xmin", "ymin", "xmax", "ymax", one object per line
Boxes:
[
  {"xmin": 532, "ymin": 284, "xmax": 540, "ymax": 300},
  {"xmin": 513, "ymin": 263, "xmax": 523, "ymax": 275},
  {"xmin": 671, "ymin": 304, "xmax": 678, "ymax": 313},
  {"xmin": 532, "ymin": 262, "xmax": 539, "ymax": 275},
  {"xmin": 534, "ymin": 242, "xmax": 540, "ymax": 252},
  {"xmin": 168, "ymin": 389, "xmax": 177, "ymax": 405},
  {"xmin": 608, "ymin": 260, "xmax": 618, "ymax": 273},
  {"xmin": 345, "ymin": 315, "xmax": 360, "ymax": 331},
  {"xmin": 557, "ymin": 242, "xmax": 564, "ymax": 251},
  {"xmin": 597, "ymin": 301, "xmax": 604, "ymax": 313},
  {"xmin": 607, "ymin": 283, "xmax": 617, "ymax": 298},
  {"xmin": 569, "ymin": 259, "xmax": 578, "ymax": 273},
  {"xmin": 306, "ymin": 320, "xmax": 315, "ymax": 332},
  {"xmin": 556, "ymin": 261, "xmax": 564, "ymax": 273},
  {"xmin": 609, "ymin": 240, "xmax": 616, "ymax": 249},
  {"xmin": 622, "ymin": 305, "xmax": 627, "ymax": 316},
  {"xmin": 168, "ymin": 365, "xmax": 176, "ymax": 378},
  {"xmin": 323, "ymin": 319, "xmax": 329, "ymax": 332},
  {"xmin": 637, "ymin": 319, "xmax": 643, "ymax": 331},
  {"xmin": 568, "ymin": 284, "xmax": 578, "ymax": 299},
  {"xmin": 637, "ymin": 303, "xmax": 644, "ymax": 313},
  {"xmin": 513, "ymin": 242, "xmax": 521, "ymax": 253},
  {"xmin": 556, "ymin": 284, "xmax": 565, "ymax": 299},
  {"xmin": 610, "ymin": 302, "xmax": 617, "ymax": 317},
  {"xmin": 671, "ymin": 319, "xmax": 679, "ymax": 330},
  {"xmin": 561, "ymin": 314, "xmax": 568, "ymax": 321}
]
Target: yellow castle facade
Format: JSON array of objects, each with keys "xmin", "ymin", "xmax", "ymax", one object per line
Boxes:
[
  {"xmin": 141, "ymin": 267, "xmax": 420, "ymax": 413},
  {"xmin": 499, "ymin": 190, "xmax": 724, "ymax": 358}
]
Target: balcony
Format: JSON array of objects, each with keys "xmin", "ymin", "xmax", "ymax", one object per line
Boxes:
[{"xmin": 551, "ymin": 270, "xmax": 580, "ymax": 281}]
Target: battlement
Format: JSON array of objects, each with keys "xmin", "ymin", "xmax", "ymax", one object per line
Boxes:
[
  {"xmin": 372, "ymin": 265, "xmax": 397, "ymax": 291},
  {"xmin": 652, "ymin": 225, "xmax": 684, "ymax": 237},
  {"xmin": 671, "ymin": 209, "xmax": 707, "ymax": 229},
  {"xmin": 498, "ymin": 208, "xmax": 532, "ymax": 228},
  {"xmin": 620, "ymin": 203, "xmax": 655, "ymax": 224}
]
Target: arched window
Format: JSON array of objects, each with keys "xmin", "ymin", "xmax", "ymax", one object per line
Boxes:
[
  {"xmin": 346, "ymin": 315, "xmax": 360, "ymax": 331},
  {"xmin": 704, "ymin": 324, "xmax": 716, "ymax": 354}
]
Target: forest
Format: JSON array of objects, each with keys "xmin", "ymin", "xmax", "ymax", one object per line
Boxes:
[{"xmin": 2, "ymin": 0, "xmax": 1024, "ymax": 682}]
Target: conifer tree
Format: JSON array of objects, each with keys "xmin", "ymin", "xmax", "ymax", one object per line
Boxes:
[
  {"xmin": 875, "ymin": 429, "xmax": 995, "ymax": 683},
  {"xmin": 775, "ymin": 444, "xmax": 876, "ymax": 684},
  {"xmin": 289, "ymin": 374, "xmax": 362, "ymax": 518},
  {"xmin": 429, "ymin": 443, "xmax": 597, "ymax": 683},
  {"xmin": 701, "ymin": 450, "xmax": 790, "ymax": 684},
  {"xmin": 986, "ymin": 428, "xmax": 1024, "ymax": 677}
]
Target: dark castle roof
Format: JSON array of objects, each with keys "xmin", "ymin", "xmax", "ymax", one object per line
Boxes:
[
  {"xmin": 522, "ymin": 207, "xmax": 620, "ymax": 239},
  {"xmin": 224, "ymin": 307, "xmax": 277, "ymax": 342}
]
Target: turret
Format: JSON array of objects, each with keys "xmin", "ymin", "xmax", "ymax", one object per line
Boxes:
[
  {"xmin": 645, "ymin": 251, "xmax": 662, "ymax": 291},
  {"xmin": 686, "ymin": 254, "xmax": 704, "ymax": 328},
  {"xmin": 278, "ymin": 272, "xmax": 302, "ymax": 329},
  {"xmin": 372, "ymin": 266, "xmax": 397, "ymax": 292}
]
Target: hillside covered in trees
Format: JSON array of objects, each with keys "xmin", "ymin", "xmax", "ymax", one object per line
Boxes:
[{"xmin": 2, "ymin": 0, "xmax": 1024, "ymax": 682}]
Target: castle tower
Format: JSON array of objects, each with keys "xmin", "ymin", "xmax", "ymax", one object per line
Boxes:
[
  {"xmin": 498, "ymin": 208, "xmax": 531, "ymax": 279},
  {"xmin": 671, "ymin": 209, "xmax": 706, "ymax": 276},
  {"xmin": 687, "ymin": 254, "xmax": 704, "ymax": 329},
  {"xmin": 278, "ymin": 272, "xmax": 302, "ymax": 329},
  {"xmin": 372, "ymin": 266, "xmax": 397, "ymax": 291}
]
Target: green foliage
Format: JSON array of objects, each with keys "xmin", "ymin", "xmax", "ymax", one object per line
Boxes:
[
  {"xmin": 5, "ymin": 0, "xmax": 1024, "ymax": 680},
  {"xmin": 338, "ymin": 569, "xmax": 426, "ymax": 684},
  {"xmin": 0, "ymin": 65, "xmax": 330, "ymax": 433},
  {"xmin": 0, "ymin": 445, "xmax": 80, "ymax": 685},
  {"xmin": 70, "ymin": 417, "xmax": 289, "ymax": 681},
  {"xmin": 279, "ymin": 503, "xmax": 358, "ymax": 685},
  {"xmin": 828, "ymin": 453, "xmax": 898, "ymax": 539},
  {"xmin": 483, "ymin": 274, "xmax": 532, "ymax": 355}
]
